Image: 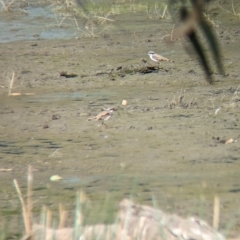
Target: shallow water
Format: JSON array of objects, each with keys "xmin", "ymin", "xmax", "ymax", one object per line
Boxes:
[{"xmin": 0, "ymin": 2, "xmax": 80, "ymax": 42}]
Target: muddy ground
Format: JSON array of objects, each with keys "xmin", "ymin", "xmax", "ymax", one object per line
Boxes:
[{"xmin": 0, "ymin": 2, "xmax": 240, "ymax": 238}]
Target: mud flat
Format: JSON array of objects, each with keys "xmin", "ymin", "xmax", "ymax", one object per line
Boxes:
[{"xmin": 0, "ymin": 2, "xmax": 240, "ymax": 238}]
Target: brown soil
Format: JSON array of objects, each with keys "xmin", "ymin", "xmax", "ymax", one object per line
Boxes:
[{"xmin": 0, "ymin": 3, "xmax": 240, "ymax": 238}]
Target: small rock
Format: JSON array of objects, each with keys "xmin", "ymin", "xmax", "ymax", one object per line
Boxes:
[
  {"xmin": 122, "ymin": 100, "xmax": 127, "ymax": 106},
  {"xmin": 52, "ymin": 114, "xmax": 61, "ymax": 120}
]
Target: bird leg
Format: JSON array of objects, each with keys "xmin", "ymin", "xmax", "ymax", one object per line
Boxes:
[{"xmin": 102, "ymin": 120, "xmax": 108, "ymax": 128}]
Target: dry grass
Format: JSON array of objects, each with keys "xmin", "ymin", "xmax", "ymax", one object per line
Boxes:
[
  {"xmin": 13, "ymin": 165, "xmax": 93, "ymax": 240},
  {"xmin": 0, "ymin": 0, "xmax": 15, "ymax": 12},
  {"xmin": 48, "ymin": 0, "xmax": 115, "ymax": 38},
  {"xmin": 224, "ymin": 85, "xmax": 240, "ymax": 109},
  {"xmin": 8, "ymin": 72, "xmax": 35, "ymax": 96},
  {"xmin": 146, "ymin": 3, "xmax": 170, "ymax": 20},
  {"xmin": 203, "ymin": 12, "xmax": 221, "ymax": 28},
  {"xmin": 48, "ymin": 0, "xmax": 172, "ymax": 38},
  {"xmin": 13, "ymin": 165, "xmax": 230, "ymax": 240},
  {"xmin": 166, "ymin": 90, "xmax": 198, "ymax": 109},
  {"xmin": 213, "ymin": 195, "xmax": 220, "ymax": 230},
  {"xmin": 8, "ymin": 72, "xmax": 15, "ymax": 96},
  {"xmin": 13, "ymin": 166, "xmax": 32, "ymax": 237},
  {"xmin": 211, "ymin": 85, "xmax": 240, "ymax": 110},
  {"xmin": 218, "ymin": 0, "xmax": 240, "ymax": 18},
  {"xmin": 0, "ymin": 0, "xmax": 27, "ymax": 13}
]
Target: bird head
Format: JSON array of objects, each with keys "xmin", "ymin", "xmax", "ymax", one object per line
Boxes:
[
  {"xmin": 148, "ymin": 51, "xmax": 155, "ymax": 56},
  {"xmin": 102, "ymin": 107, "xmax": 116, "ymax": 112}
]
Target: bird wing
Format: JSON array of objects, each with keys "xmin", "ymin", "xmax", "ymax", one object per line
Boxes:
[
  {"xmin": 154, "ymin": 54, "xmax": 170, "ymax": 62},
  {"xmin": 96, "ymin": 110, "xmax": 111, "ymax": 120}
]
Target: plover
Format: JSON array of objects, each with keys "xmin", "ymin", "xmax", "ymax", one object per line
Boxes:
[
  {"xmin": 87, "ymin": 107, "xmax": 114, "ymax": 127},
  {"xmin": 148, "ymin": 51, "xmax": 173, "ymax": 63}
]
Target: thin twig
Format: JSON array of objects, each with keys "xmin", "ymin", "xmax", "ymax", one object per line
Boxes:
[
  {"xmin": 232, "ymin": 0, "xmax": 236, "ymax": 15},
  {"xmin": 13, "ymin": 179, "xmax": 32, "ymax": 236},
  {"xmin": 8, "ymin": 72, "xmax": 15, "ymax": 96},
  {"xmin": 1, "ymin": 0, "xmax": 15, "ymax": 11},
  {"xmin": 170, "ymin": 24, "xmax": 175, "ymax": 42},
  {"xmin": 95, "ymin": 15, "xmax": 115, "ymax": 22},
  {"xmin": 27, "ymin": 165, "xmax": 33, "ymax": 223},
  {"xmin": 58, "ymin": 204, "xmax": 67, "ymax": 229},
  {"xmin": 40, "ymin": 206, "xmax": 47, "ymax": 240},
  {"xmin": 46, "ymin": 208, "xmax": 52, "ymax": 229},
  {"xmin": 218, "ymin": 0, "xmax": 240, "ymax": 17},
  {"xmin": 213, "ymin": 195, "xmax": 220, "ymax": 230},
  {"xmin": 161, "ymin": 5, "xmax": 168, "ymax": 19}
]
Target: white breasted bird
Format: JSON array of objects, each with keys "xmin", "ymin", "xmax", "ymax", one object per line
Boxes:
[{"xmin": 148, "ymin": 51, "xmax": 173, "ymax": 63}]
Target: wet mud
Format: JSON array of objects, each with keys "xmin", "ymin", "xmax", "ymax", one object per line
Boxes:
[{"xmin": 0, "ymin": 2, "xmax": 240, "ymax": 238}]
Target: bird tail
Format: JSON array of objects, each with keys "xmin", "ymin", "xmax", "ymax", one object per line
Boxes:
[{"xmin": 87, "ymin": 116, "xmax": 97, "ymax": 121}]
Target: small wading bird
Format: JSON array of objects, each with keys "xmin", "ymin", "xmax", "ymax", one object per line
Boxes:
[
  {"xmin": 87, "ymin": 107, "xmax": 114, "ymax": 128},
  {"xmin": 148, "ymin": 51, "xmax": 173, "ymax": 63}
]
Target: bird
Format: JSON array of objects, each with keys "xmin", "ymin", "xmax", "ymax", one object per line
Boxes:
[
  {"xmin": 87, "ymin": 107, "xmax": 115, "ymax": 128},
  {"xmin": 148, "ymin": 51, "xmax": 173, "ymax": 63}
]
